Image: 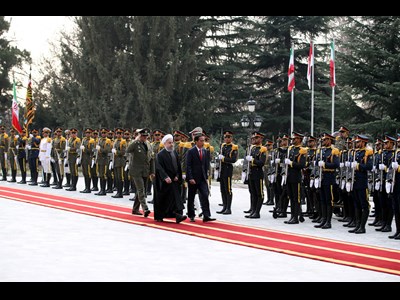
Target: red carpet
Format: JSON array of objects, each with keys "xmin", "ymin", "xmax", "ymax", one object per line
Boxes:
[{"xmin": 1, "ymin": 185, "xmax": 400, "ymax": 276}]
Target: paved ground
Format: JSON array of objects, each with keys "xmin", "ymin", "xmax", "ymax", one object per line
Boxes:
[{"xmin": 1, "ymin": 176, "xmax": 399, "ymax": 282}]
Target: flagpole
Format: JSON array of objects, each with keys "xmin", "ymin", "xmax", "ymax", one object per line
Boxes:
[
  {"xmin": 331, "ymin": 86, "xmax": 335, "ymax": 133},
  {"xmin": 291, "ymin": 89, "xmax": 294, "ymax": 134},
  {"xmin": 330, "ymin": 39, "xmax": 336, "ymax": 134},
  {"xmin": 311, "ymin": 41, "xmax": 315, "ymax": 136}
]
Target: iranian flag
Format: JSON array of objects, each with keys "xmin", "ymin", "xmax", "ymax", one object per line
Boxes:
[
  {"xmin": 12, "ymin": 79, "xmax": 23, "ymax": 134},
  {"xmin": 330, "ymin": 40, "xmax": 336, "ymax": 87},
  {"xmin": 287, "ymin": 47, "xmax": 295, "ymax": 92},
  {"xmin": 307, "ymin": 41, "xmax": 314, "ymax": 89}
]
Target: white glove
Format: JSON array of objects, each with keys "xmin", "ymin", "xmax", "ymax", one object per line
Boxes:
[
  {"xmin": 351, "ymin": 161, "xmax": 358, "ymax": 169},
  {"xmin": 66, "ymin": 146, "xmax": 70, "ymax": 151},
  {"xmin": 76, "ymin": 158, "xmax": 81, "ymax": 165},
  {"xmin": 112, "ymin": 148, "xmax": 117, "ymax": 154},
  {"xmin": 246, "ymin": 155, "xmax": 253, "ymax": 162},
  {"xmin": 80, "ymin": 145, "xmax": 85, "ymax": 150},
  {"xmin": 339, "ymin": 162, "xmax": 344, "ymax": 168},
  {"xmin": 27, "ymin": 145, "xmax": 31, "ymax": 150},
  {"xmin": 392, "ymin": 161, "xmax": 399, "ymax": 170},
  {"xmin": 96, "ymin": 145, "xmax": 101, "ymax": 151},
  {"xmin": 379, "ymin": 163, "xmax": 385, "ymax": 171},
  {"xmin": 29, "ymin": 134, "xmax": 33, "ymax": 138},
  {"xmin": 285, "ymin": 158, "xmax": 292, "ymax": 165},
  {"xmin": 4, "ymin": 153, "xmax": 7, "ymax": 161},
  {"xmin": 15, "ymin": 135, "xmax": 19, "ymax": 139},
  {"xmin": 182, "ymin": 174, "xmax": 186, "ymax": 180},
  {"xmin": 318, "ymin": 161, "xmax": 325, "ymax": 168},
  {"xmin": 241, "ymin": 171, "xmax": 247, "ymax": 183},
  {"xmin": 16, "ymin": 145, "xmax": 19, "ymax": 150},
  {"xmin": 50, "ymin": 158, "xmax": 55, "ymax": 163},
  {"xmin": 372, "ymin": 166, "xmax": 376, "ymax": 172},
  {"xmin": 345, "ymin": 161, "xmax": 350, "ymax": 167},
  {"xmin": 218, "ymin": 154, "xmax": 224, "ymax": 160},
  {"xmin": 275, "ymin": 158, "xmax": 281, "ymax": 164}
]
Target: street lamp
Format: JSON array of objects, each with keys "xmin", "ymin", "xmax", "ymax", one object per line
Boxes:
[{"xmin": 241, "ymin": 95, "xmax": 262, "ymax": 131}]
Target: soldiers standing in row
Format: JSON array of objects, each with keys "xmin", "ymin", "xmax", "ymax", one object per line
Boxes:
[
  {"xmin": 16, "ymin": 129, "xmax": 28, "ymax": 184},
  {"xmin": 51, "ymin": 127, "xmax": 66, "ymax": 189},
  {"xmin": 65, "ymin": 128, "xmax": 81, "ymax": 191},
  {"xmin": 0, "ymin": 125, "xmax": 9, "ymax": 181},
  {"xmin": 80, "ymin": 128, "xmax": 95, "ymax": 193},
  {"xmin": 7, "ymin": 129, "xmax": 18, "ymax": 183},
  {"xmin": 90, "ymin": 129, "xmax": 100, "ymax": 192},
  {"xmin": 111, "ymin": 128, "xmax": 127, "ymax": 198}
]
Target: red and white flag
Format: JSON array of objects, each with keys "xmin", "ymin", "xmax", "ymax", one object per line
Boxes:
[
  {"xmin": 287, "ymin": 47, "xmax": 295, "ymax": 92},
  {"xmin": 12, "ymin": 79, "xmax": 23, "ymax": 134},
  {"xmin": 307, "ymin": 41, "xmax": 314, "ymax": 89},
  {"xmin": 330, "ymin": 40, "xmax": 336, "ymax": 87}
]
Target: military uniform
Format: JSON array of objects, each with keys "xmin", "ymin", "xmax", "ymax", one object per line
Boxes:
[
  {"xmin": 63, "ymin": 130, "xmax": 72, "ymax": 187},
  {"xmin": 90, "ymin": 129, "xmax": 100, "ymax": 191},
  {"xmin": 284, "ymin": 132, "xmax": 307, "ymax": 224},
  {"xmin": 111, "ymin": 128, "xmax": 127, "ymax": 198},
  {"xmin": 314, "ymin": 133, "xmax": 340, "ymax": 229},
  {"xmin": 147, "ymin": 129, "xmax": 165, "ymax": 201},
  {"xmin": 51, "ymin": 127, "xmax": 66, "ymax": 189},
  {"xmin": 273, "ymin": 135, "xmax": 290, "ymax": 218},
  {"xmin": 368, "ymin": 139, "xmax": 384, "ymax": 227},
  {"xmin": 39, "ymin": 127, "xmax": 52, "ymax": 187},
  {"xmin": 388, "ymin": 135, "xmax": 400, "ymax": 239},
  {"xmin": 174, "ymin": 130, "xmax": 189, "ymax": 205},
  {"xmin": 66, "ymin": 128, "xmax": 81, "ymax": 191},
  {"xmin": 79, "ymin": 128, "xmax": 95, "ymax": 193},
  {"xmin": 7, "ymin": 129, "xmax": 18, "ymax": 182},
  {"xmin": 244, "ymin": 131, "xmax": 267, "ymax": 219},
  {"xmin": 105, "ymin": 130, "xmax": 115, "ymax": 193},
  {"xmin": 94, "ymin": 128, "xmax": 112, "ymax": 196},
  {"xmin": 122, "ymin": 129, "xmax": 131, "ymax": 195},
  {"xmin": 263, "ymin": 139, "xmax": 275, "ymax": 206},
  {"xmin": 304, "ymin": 136, "xmax": 320, "ymax": 219},
  {"xmin": 16, "ymin": 129, "xmax": 28, "ymax": 184},
  {"xmin": 216, "ymin": 130, "xmax": 238, "ymax": 215},
  {"xmin": 28, "ymin": 129, "xmax": 41, "ymax": 185},
  {"xmin": 127, "ymin": 128, "xmax": 154, "ymax": 217},
  {"xmin": 0, "ymin": 126, "xmax": 9, "ymax": 181}
]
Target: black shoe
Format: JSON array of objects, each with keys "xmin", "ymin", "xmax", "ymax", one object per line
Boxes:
[
  {"xmin": 203, "ymin": 217, "xmax": 216, "ymax": 222},
  {"xmin": 17, "ymin": 180, "xmax": 26, "ymax": 184},
  {"xmin": 216, "ymin": 209, "xmax": 226, "ymax": 214},
  {"xmin": 248, "ymin": 214, "xmax": 260, "ymax": 219},
  {"xmin": 147, "ymin": 200, "xmax": 154, "ymax": 204},
  {"xmin": 144, "ymin": 210, "xmax": 151, "ymax": 218},
  {"xmin": 198, "ymin": 212, "xmax": 203, "ymax": 218},
  {"xmin": 155, "ymin": 219, "xmax": 164, "ymax": 222},
  {"xmin": 381, "ymin": 226, "xmax": 392, "ymax": 232},
  {"xmin": 52, "ymin": 185, "xmax": 62, "ymax": 189},
  {"xmin": 132, "ymin": 211, "xmax": 143, "ymax": 215},
  {"xmin": 29, "ymin": 182, "xmax": 38, "ymax": 186},
  {"xmin": 243, "ymin": 209, "xmax": 252, "ymax": 213},
  {"xmin": 189, "ymin": 217, "xmax": 196, "ymax": 222},
  {"xmin": 80, "ymin": 189, "xmax": 91, "ymax": 193},
  {"xmin": 389, "ymin": 232, "xmax": 400, "ymax": 239},
  {"xmin": 222, "ymin": 209, "xmax": 231, "ymax": 215},
  {"xmin": 91, "ymin": 187, "xmax": 99, "ymax": 191},
  {"xmin": 285, "ymin": 219, "xmax": 299, "ymax": 224},
  {"xmin": 277, "ymin": 213, "xmax": 287, "ymax": 218},
  {"xmin": 176, "ymin": 215, "xmax": 187, "ymax": 224}
]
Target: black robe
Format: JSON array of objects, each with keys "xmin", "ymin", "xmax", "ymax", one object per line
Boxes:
[{"xmin": 154, "ymin": 148, "xmax": 184, "ymax": 220}]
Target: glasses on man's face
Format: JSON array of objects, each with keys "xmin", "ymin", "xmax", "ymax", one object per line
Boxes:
[{"xmin": 224, "ymin": 135, "xmax": 232, "ymax": 138}]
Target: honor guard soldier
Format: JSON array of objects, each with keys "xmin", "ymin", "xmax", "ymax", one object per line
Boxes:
[
  {"xmin": 368, "ymin": 138, "xmax": 384, "ymax": 227},
  {"xmin": 304, "ymin": 135, "xmax": 319, "ymax": 218},
  {"xmin": 90, "ymin": 129, "xmax": 100, "ymax": 191},
  {"xmin": 39, "ymin": 127, "xmax": 53, "ymax": 187},
  {"xmin": 110, "ymin": 128, "xmax": 127, "ymax": 198},
  {"xmin": 80, "ymin": 128, "xmax": 96, "ymax": 193},
  {"xmin": 174, "ymin": 130, "xmax": 189, "ymax": 205},
  {"xmin": 376, "ymin": 135, "xmax": 396, "ymax": 233},
  {"xmin": 7, "ymin": 128, "xmax": 18, "ymax": 182},
  {"xmin": 105, "ymin": 129, "xmax": 115, "ymax": 193},
  {"xmin": 0, "ymin": 125, "xmax": 9, "ymax": 181},
  {"xmin": 51, "ymin": 127, "xmax": 66, "ymax": 189},
  {"xmin": 283, "ymin": 132, "xmax": 307, "ymax": 224},
  {"xmin": 28, "ymin": 129, "xmax": 41, "ymax": 185},
  {"xmin": 216, "ymin": 130, "xmax": 238, "ymax": 215},
  {"xmin": 65, "ymin": 128, "xmax": 81, "ymax": 191},
  {"xmin": 147, "ymin": 129, "xmax": 165, "ymax": 201},
  {"xmin": 127, "ymin": 128, "xmax": 154, "ymax": 217},
  {"xmin": 263, "ymin": 139, "xmax": 275, "ymax": 206},
  {"xmin": 94, "ymin": 128, "xmax": 112, "ymax": 196},
  {"xmin": 348, "ymin": 134, "xmax": 373, "ymax": 234},
  {"xmin": 273, "ymin": 134, "xmax": 290, "ymax": 218},
  {"xmin": 336, "ymin": 126, "xmax": 350, "ymax": 151},
  {"xmin": 16, "ymin": 129, "xmax": 28, "ymax": 184},
  {"xmin": 388, "ymin": 135, "xmax": 400, "ymax": 239},
  {"xmin": 244, "ymin": 131, "xmax": 267, "ymax": 219},
  {"xmin": 63, "ymin": 129, "xmax": 72, "ymax": 187},
  {"xmin": 203, "ymin": 131, "xmax": 214, "ymax": 196},
  {"xmin": 122, "ymin": 129, "xmax": 132, "ymax": 195},
  {"xmin": 315, "ymin": 133, "xmax": 340, "ymax": 229}
]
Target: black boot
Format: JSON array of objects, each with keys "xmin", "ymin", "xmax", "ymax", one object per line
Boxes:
[
  {"xmin": 29, "ymin": 172, "xmax": 38, "ymax": 185},
  {"xmin": 122, "ymin": 179, "xmax": 130, "ymax": 195},
  {"xmin": 53, "ymin": 176, "xmax": 63, "ymax": 189},
  {"xmin": 7, "ymin": 169, "xmax": 17, "ymax": 182},
  {"xmin": 112, "ymin": 181, "xmax": 123, "ymax": 198},
  {"xmin": 349, "ymin": 208, "xmax": 361, "ymax": 233},
  {"xmin": 389, "ymin": 212, "xmax": 400, "ymax": 239},
  {"xmin": 91, "ymin": 176, "xmax": 99, "ymax": 191},
  {"xmin": 217, "ymin": 195, "xmax": 227, "ymax": 214},
  {"xmin": 315, "ymin": 201, "xmax": 327, "ymax": 228},
  {"xmin": 223, "ymin": 196, "xmax": 232, "ymax": 215},
  {"xmin": 95, "ymin": 179, "xmax": 107, "ymax": 196},
  {"xmin": 0, "ymin": 167, "xmax": 7, "ymax": 181},
  {"xmin": 106, "ymin": 177, "xmax": 113, "ymax": 193},
  {"xmin": 18, "ymin": 172, "xmax": 27, "ymax": 184},
  {"xmin": 80, "ymin": 177, "xmax": 91, "ymax": 193},
  {"xmin": 40, "ymin": 173, "xmax": 51, "ymax": 187},
  {"xmin": 66, "ymin": 175, "xmax": 77, "ymax": 191},
  {"xmin": 355, "ymin": 208, "xmax": 369, "ymax": 234},
  {"xmin": 285, "ymin": 200, "xmax": 299, "ymax": 224},
  {"xmin": 63, "ymin": 173, "xmax": 71, "ymax": 187},
  {"xmin": 321, "ymin": 204, "xmax": 332, "ymax": 229}
]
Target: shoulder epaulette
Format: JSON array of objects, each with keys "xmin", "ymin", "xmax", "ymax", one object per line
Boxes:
[
  {"xmin": 299, "ymin": 147, "xmax": 307, "ymax": 155},
  {"xmin": 89, "ymin": 138, "xmax": 95, "ymax": 144},
  {"xmin": 60, "ymin": 136, "xmax": 66, "ymax": 142},
  {"xmin": 47, "ymin": 137, "xmax": 52, "ymax": 143},
  {"xmin": 365, "ymin": 148, "xmax": 373, "ymax": 156},
  {"xmin": 121, "ymin": 139, "xmax": 127, "ymax": 146},
  {"xmin": 159, "ymin": 142, "xmax": 164, "ymax": 148},
  {"xmin": 332, "ymin": 147, "xmax": 340, "ymax": 156},
  {"xmin": 232, "ymin": 144, "xmax": 238, "ymax": 151},
  {"xmin": 75, "ymin": 137, "xmax": 81, "ymax": 143},
  {"xmin": 204, "ymin": 142, "xmax": 210, "ymax": 149},
  {"xmin": 209, "ymin": 145, "xmax": 214, "ymax": 152},
  {"xmin": 260, "ymin": 146, "xmax": 267, "ymax": 153},
  {"xmin": 184, "ymin": 142, "xmax": 193, "ymax": 149},
  {"xmin": 222, "ymin": 142, "xmax": 226, "ymax": 147},
  {"xmin": 3, "ymin": 133, "xmax": 8, "ymax": 138},
  {"xmin": 178, "ymin": 141, "xmax": 185, "ymax": 147}
]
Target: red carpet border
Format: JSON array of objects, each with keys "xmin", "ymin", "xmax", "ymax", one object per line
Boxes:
[{"xmin": 1, "ymin": 185, "xmax": 400, "ymax": 276}]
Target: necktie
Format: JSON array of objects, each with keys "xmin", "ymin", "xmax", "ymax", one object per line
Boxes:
[{"xmin": 199, "ymin": 149, "xmax": 202, "ymax": 161}]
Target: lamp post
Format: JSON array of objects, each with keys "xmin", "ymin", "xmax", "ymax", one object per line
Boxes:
[{"xmin": 240, "ymin": 95, "xmax": 263, "ymax": 132}]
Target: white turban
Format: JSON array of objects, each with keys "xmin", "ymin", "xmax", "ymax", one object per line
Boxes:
[{"xmin": 162, "ymin": 134, "xmax": 173, "ymax": 145}]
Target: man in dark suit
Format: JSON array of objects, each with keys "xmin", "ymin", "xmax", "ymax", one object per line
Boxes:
[
  {"xmin": 186, "ymin": 133, "xmax": 216, "ymax": 222},
  {"xmin": 154, "ymin": 134, "xmax": 187, "ymax": 223}
]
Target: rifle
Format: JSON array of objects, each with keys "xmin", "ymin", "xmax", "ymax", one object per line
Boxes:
[
  {"xmin": 350, "ymin": 140, "xmax": 356, "ymax": 192},
  {"xmin": 244, "ymin": 135, "xmax": 252, "ymax": 183},
  {"xmin": 92, "ymin": 137, "xmax": 100, "ymax": 168},
  {"xmin": 216, "ymin": 128, "xmax": 223, "ymax": 182},
  {"xmin": 109, "ymin": 141, "xmax": 116, "ymax": 171},
  {"xmin": 371, "ymin": 143, "xmax": 376, "ymax": 193},
  {"xmin": 315, "ymin": 138, "xmax": 323, "ymax": 189},
  {"xmin": 379, "ymin": 149, "xmax": 384, "ymax": 192},
  {"xmin": 64, "ymin": 137, "xmax": 69, "ymax": 168},
  {"xmin": 281, "ymin": 144, "xmax": 291, "ymax": 186},
  {"xmin": 390, "ymin": 143, "xmax": 398, "ymax": 194}
]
